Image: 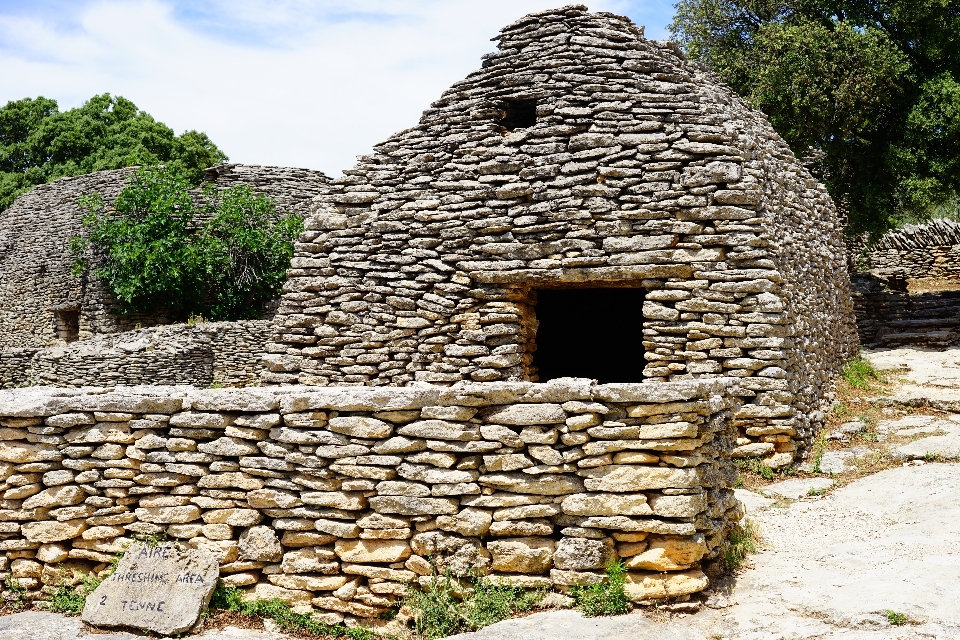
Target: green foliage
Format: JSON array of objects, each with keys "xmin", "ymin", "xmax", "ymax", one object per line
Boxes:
[
  {"xmin": 0, "ymin": 93, "xmax": 226, "ymax": 211},
  {"xmin": 842, "ymin": 355, "xmax": 883, "ymax": 390},
  {"xmin": 48, "ymin": 572, "xmax": 103, "ymax": 615},
  {"xmin": 570, "ymin": 561, "xmax": 630, "ymax": 617},
  {"xmin": 207, "ymin": 583, "xmax": 373, "ymax": 639},
  {"xmin": 811, "ymin": 431, "xmax": 826, "ymax": 474},
  {"xmin": 404, "ymin": 567, "xmax": 543, "ymax": 639},
  {"xmin": 737, "ymin": 457, "xmax": 775, "ymax": 479},
  {"xmin": 3, "ymin": 575, "xmax": 27, "ymax": 611},
  {"xmin": 670, "ymin": 0, "xmax": 960, "ymax": 236},
  {"xmin": 722, "ymin": 518, "xmax": 758, "ymax": 570},
  {"xmin": 72, "ymin": 165, "xmax": 302, "ymax": 321},
  {"xmin": 885, "ymin": 609, "xmax": 908, "ymax": 626}
]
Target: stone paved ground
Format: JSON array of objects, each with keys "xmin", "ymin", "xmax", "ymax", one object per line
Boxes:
[{"xmin": 3, "ymin": 347, "xmax": 960, "ymax": 640}]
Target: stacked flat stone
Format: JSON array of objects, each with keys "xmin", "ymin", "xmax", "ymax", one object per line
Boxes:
[
  {"xmin": 1, "ymin": 321, "xmax": 272, "ymax": 389},
  {"xmin": 0, "ymin": 381, "xmax": 740, "ymax": 619},
  {"xmin": 0, "ymin": 165, "xmax": 328, "ymax": 350},
  {"xmin": 866, "ymin": 218, "xmax": 960, "ymax": 280},
  {"xmin": 851, "ymin": 274, "xmax": 960, "ymax": 348},
  {"xmin": 265, "ymin": 5, "xmax": 858, "ymax": 464}
]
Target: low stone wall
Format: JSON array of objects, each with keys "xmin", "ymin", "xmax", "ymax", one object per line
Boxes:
[
  {"xmin": 0, "ymin": 380, "xmax": 741, "ymax": 621},
  {"xmin": 0, "ymin": 321, "xmax": 271, "ymax": 389},
  {"xmin": 851, "ymin": 274, "xmax": 960, "ymax": 348},
  {"xmin": 866, "ymin": 219, "xmax": 960, "ymax": 281}
]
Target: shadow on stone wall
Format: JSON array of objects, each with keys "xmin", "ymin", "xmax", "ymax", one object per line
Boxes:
[{"xmin": 851, "ymin": 274, "xmax": 960, "ymax": 348}]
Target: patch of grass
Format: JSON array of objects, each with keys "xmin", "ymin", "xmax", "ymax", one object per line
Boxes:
[
  {"xmin": 722, "ymin": 519, "xmax": 759, "ymax": 571},
  {"xmin": 48, "ymin": 572, "xmax": 103, "ymax": 615},
  {"xmin": 842, "ymin": 355, "xmax": 884, "ymax": 390},
  {"xmin": 134, "ymin": 532, "xmax": 169, "ymax": 547},
  {"xmin": 570, "ymin": 561, "xmax": 630, "ymax": 617},
  {"xmin": 885, "ymin": 609, "xmax": 908, "ymax": 626},
  {"xmin": 207, "ymin": 582, "xmax": 373, "ymax": 639},
  {"xmin": 404, "ymin": 567, "xmax": 543, "ymax": 638},
  {"xmin": 737, "ymin": 457, "xmax": 775, "ymax": 479}
]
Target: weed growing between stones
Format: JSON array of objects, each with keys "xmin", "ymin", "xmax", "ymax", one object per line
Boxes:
[
  {"xmin": 403, "ymin": 567, "xmax": 543, "ymax": 639},
  {"xmin": 886, "ymin": 609, "xmax": 908, "ymax": 626},
  {"xmin": 842, "ymin": 354, "xmax": 885, "ymax": 389},
  {"xmin": 2, "ymin": 575, "xmax": 27, "ymax": 612},
  {"xmin": 722, "ymin": 519, "xmax": 759, "ymax": 571},
  {"xmin": 47, "ymin": 572, "xmax": 103, "ymax": 615},
  {"xmin": 570, "ymin": 561, "xmax": 630, "ymax": 617},
  {"xmin": 205, "ymin": 582, "xmax": 374, "ymax": 639}
]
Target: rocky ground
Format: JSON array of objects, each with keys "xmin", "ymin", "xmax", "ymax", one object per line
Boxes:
[{"xmin": 3, "ymin": 346, "xmax": 960, "ymax": 640}]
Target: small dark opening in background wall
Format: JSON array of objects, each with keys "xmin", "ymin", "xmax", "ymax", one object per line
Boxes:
[
  {"xmin": 499, "ymin": 99, "xmax": 537, "ymax": 131},
  {"xmin": 533, "ymin": 288, "xmax": 645, "ymax": 383},
  {"xmin": 55, "ymin": 309, "xmax": 80, "ymax": 343}
]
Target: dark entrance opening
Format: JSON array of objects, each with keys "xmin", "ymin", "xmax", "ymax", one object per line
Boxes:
[
  {"xmin": 499, "ymin": 99, "xmax": 537, "ymax": 131},
  {"xmin": 54, "ymin": 309, "xmax": 80, "ymax": 343},
  {"xmin": 533, "ymin": 287, "xmax": 646, "ymax": 383}
]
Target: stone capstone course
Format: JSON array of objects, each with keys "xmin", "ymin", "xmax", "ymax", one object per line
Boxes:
[{"xmin": 0, "ymin": 379, "xmax": 741, "ymax": 618}]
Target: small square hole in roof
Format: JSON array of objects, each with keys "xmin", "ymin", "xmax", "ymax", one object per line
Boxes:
[{"xmin": 499, "ymin": 99, "xmax": 537, "ymax": 131}]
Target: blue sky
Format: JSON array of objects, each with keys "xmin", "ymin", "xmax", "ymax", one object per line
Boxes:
[{"xmin": 0, "ymin": 1, "xmax": 677, "ymax": 175}]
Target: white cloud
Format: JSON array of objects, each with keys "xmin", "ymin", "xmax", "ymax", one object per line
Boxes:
[{"xmin": 0, "ymin": 0, "xmax": 675, "ymax": 176}]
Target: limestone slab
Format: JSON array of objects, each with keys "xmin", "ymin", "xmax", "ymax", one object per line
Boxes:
[{"xmin": 82, "ymin": 542, "xmax": 218, "ymax": 635}]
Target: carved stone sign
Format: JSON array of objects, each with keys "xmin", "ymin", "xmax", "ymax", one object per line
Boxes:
[{"xmin": 82, "ymin": 542, "xmax": 219, "ymax": 635}]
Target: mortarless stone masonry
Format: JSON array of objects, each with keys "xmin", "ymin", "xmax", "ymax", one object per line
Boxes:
[
  {"xmin": 0, "ymin": 321, "xmax": 272, "ymax": 390},
  {"xmin": 865, "ymin": 218, "xmax": 960, "ymax": 283},
  {"xmin": 265, "ymin": 6, "xmax": 858, "ymax": 462},
  {"xmin": 0, "ymin": 379, "xmax": 740, "ymax": 617}
]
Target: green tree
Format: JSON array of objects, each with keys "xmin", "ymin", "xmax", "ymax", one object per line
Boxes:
[
  {"xmin": 0, "ymin": 93, "xmax": 226, "ymax": 211},
  {"xmin": 71, "ymin": 166, "xmax": 302, "ymax": 321},
  {"xmin": 670, "ymin": 0, "xmax": 960, "ymax": 236}
]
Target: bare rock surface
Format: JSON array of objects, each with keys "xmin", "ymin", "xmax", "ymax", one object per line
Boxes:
[{"xmin": 762, "ymin": 476, "xmax": 835, "ymax": 499}]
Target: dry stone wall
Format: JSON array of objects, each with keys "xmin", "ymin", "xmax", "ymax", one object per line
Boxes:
[
  {"xmin": 864, "ymin": 219, "xmax": 960, "ymax": 286},
  {"xmin": 0, "ymin": 379, "xmax": 740, "ymax": 618},
  {"xmin": 0, "ymin": 322, "xmax": 271, "ymax": 390},
  {"xmin": 266, "ymin": 6, "xmax": 858, "ymax": 463}
]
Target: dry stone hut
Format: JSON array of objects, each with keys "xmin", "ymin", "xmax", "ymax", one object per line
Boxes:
[
  {"xmin": 0, "ymin": 164, "xmax": 330, "ymax": 350},
  {"xmin": 266, "ymin": 5, "xmax": 858, "ymax": 461}
]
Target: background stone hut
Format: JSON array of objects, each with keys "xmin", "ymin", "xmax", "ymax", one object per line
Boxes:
[
  {"xmin": 0, "ymin": 164, "xmax": 330, "ymax": 350},
  {"xmin": 265, "ymin": 5, "xmax": 858, "ymax": 462}
]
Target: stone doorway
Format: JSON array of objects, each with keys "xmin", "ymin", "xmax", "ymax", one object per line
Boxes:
[{"xmin": 531, "ymin": 287, "xmax": 646, "ymax": 383}]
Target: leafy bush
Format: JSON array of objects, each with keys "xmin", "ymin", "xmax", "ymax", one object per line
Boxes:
[
  {"xmin": 842, "ymin": 355, "xmax": 883, "ymax": 390},
  {"xmin": 570, "ymin": 561, "xmax": 630, "ymax": 617},
  {"xmin": 207, "ymin": 583, "xmax": 372, "ymax": 639},
  {"xmin": 71, "ymin": 165, "xmax": 302, "ymax": 321},
  {"xmin": 404, "ymin": 567, "xmax": 543, "ymax": 639},
  {"xmin": 723, "ymin": 519, "xmax": 758, "ymax": 571}
]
